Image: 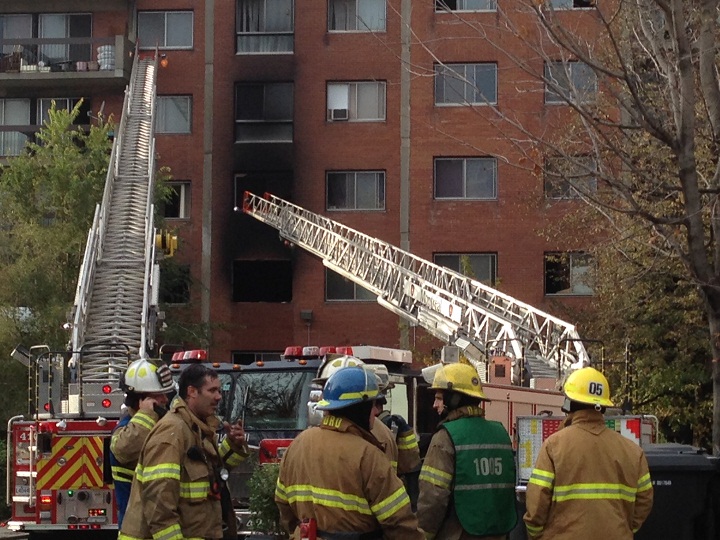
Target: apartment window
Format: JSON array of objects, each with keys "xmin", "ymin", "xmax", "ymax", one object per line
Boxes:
[
  {"xmin": 235, "ymin": 83, "xmax": 293, "ymax": 143},
  {"xmin": 326, "ymin": 269, "xmax": 375, "ymax": 301},
  {"xmin": 547, "ymin": 0, "xmax": 595, "ymax": 8},
  {"xmin": 0, "ymin": 99, "xmax": 29, "ymax": 157},
  {"xmin": 162, "ymin": 182, "xmax": 191, "ymax": 219},
  {"xmin": 233, "ymin": 260, "xmax": 292, "ymax": 302},
  {"xmin": 544, "ymin": 156, "xmax": 597, "ymax": 199},
  {"xmin": 435, "ymin": 253, "xmax": 497, "ymax": 286},
  {"xmin": 327, "ymin": 171, "xmax": 385, "ymax": 210},
  {"xmin": 545, "ymin": 61, "xmax": 597, "ymax": 104},
  {"xmin": 236, "ymin": 0, "xmax": 294, "ymax": 53},
  {"xmin": 138, "ymin": 11, "xmax": 193, "ymax": 49},
  {"xmin": 435, "ymin": 63, "xmax": 497, "ymax": 105},
  {"xmin": 156, "ymin": 96, "xmax": 192, "ymax": 134},
  {"xmin": 435, "ymin": 157, "xmax": 497, "ymax": 199},
  {"xmin": 37, "ymin": 98, "xmax": 89, "ymax": 126},
  {"xmin": 328, "ymin": 0, "xmax": 386, "ymax": 32},
  {"xmin": 1, "ymin": 14, "xmax": 31, "ymax": 55},
  {"xmin": 435, "ymin": 0, "xmax": 497, "ymax": 11},
  {"xmin": 160, "ymin": 264, "xmax": 191, "ymax": 304},
  {"xmin": 545, "ymin": 252, "xmax": 594, "ymax": 295},
  {"xmin": 327, "ymin": 82, "xmax": 386, "ymax": 122}
]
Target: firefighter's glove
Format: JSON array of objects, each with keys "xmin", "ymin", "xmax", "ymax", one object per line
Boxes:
[{"xmin": 390, "ymin": 414, "xmax": 410, "ymax": 434}]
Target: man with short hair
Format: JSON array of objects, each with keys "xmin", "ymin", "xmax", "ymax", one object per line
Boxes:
[{"xmin": 120, "ymin": 363, "xmax": 249, "ymax": 540}]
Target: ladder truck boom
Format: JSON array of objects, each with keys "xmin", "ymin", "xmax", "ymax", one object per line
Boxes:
[{"xmin": 242, "ymin": 191, "xmax": 589, "ymax": 380}]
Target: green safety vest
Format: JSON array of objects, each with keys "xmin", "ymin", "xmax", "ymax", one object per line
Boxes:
[{"xmin": 444, "ymin": 416, "xmax": 518, "ymax": 536}]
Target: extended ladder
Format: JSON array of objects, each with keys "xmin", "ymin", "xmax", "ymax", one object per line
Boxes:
[
  {"xmin": 243, "ymin": 192, "xmax": 589, "ymax": 380},
  {"xmin": 69, "ymin": 54, "xmax": 160, "ymax": 385}
]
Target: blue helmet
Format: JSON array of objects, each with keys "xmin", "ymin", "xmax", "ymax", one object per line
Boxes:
[{"xmin": 317, "ymin": 367, "xmax": 379, "ymax": 411}]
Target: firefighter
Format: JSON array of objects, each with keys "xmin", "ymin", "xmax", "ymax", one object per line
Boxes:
[
  {"xmin": 119, "ymin": 363, "xmax": 249, "ymax": 540},
  {"xmin": 110, "ymin": 358, "xmax": 175, "ymax": 527},
  {"xmin": 275, "ymin": 366, "xmax": 424, "ymax": 539},
  {"xmin": 313, "ymin": 355, "xmax": 400, "ymax": 470},
  {"xmin": 523, "ymin": 367, "xmax": 654, "ymax": 539},
  {"xmin": 418, "ymin": 362, "xmax": 517, "ymax": 540}
]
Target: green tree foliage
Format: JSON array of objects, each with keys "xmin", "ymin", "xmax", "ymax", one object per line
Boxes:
[
  {"xmin": 0, "ymin": 102, "xmax": 113, "ymax": 426},
  {"xmin": 248, "ymin": 461, "xmax": 288, "ymax": 537}
]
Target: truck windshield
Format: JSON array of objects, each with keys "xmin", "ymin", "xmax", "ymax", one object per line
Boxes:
[{"xmin": 228, "ymin": 371, "xmax": 314, "ymax": 431}]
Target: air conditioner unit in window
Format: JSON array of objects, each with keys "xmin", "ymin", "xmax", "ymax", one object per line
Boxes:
[{"xmin": 329, "ymin": 108, "xmax": 349, "ymax": 121}]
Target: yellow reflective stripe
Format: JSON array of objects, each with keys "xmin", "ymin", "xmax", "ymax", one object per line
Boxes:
[
  {"xmin": 419, "ymin": 465, "xmax": 452, "ymax": 490},
  {"xmin": 131, "ymin": 411, "xmax": 157, "ymax": 431},
  {"xmin": 283, "ymin": 484, "xmax": 372, "ymax": 515},
  {"xmin": 152, "ymin": 522, "xmax": 183, "ymax": 540},
  {"xmin": 526, "ymin": 523, "xmax": 543, "ymax": 535},
  {"xmin": 391, "ymin": 460, "xmax": 398, "ymax": 470},
  {"xmin": 397, "ymin": 432, "xmax": 418, "ymax": 450},
  {"xmin": 111, "ymin": 464, "xmax": 134, "ymax": 482},
  {"xmin": 553, "ymin": 482, "xmax": 638, "ymax": 502},
  {"xmin": 118, "ymin": 534, "xmax": 145, "ymax": 540},
  {"xmin": 371, "ymin": 486, "xmax": 411, "ymax": 521},
  {"xmin": 528, "ymin": 468, "xmax": 554, "ymax": 489},
  {"xmin": 179, "ymin": 480, "xmax": 210, "ymax": 499},
  {"xmin": 219, "ymin": 438, "xmax": 245, "ymax": 467},
  {"xmin": 275, "ymin": 478, "xmax": 288, "ymax": 502},
  {"xmin": 137, "ymin": 462, "xmax": 181, "ymax": 482},
  {"xmin": 637, "ymin": 472, "xmax": 652, "ymax": 492},
  {"xmin": 339, "ymin": 389, "xmax": 379, "ymax": 400}
]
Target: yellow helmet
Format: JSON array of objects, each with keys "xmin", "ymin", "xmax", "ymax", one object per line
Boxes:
[
  {"xmin": 430, "ymin": 363, "xmax": 488, "ymax": 401},
  {"xmin": 563, "ymin": 367, "xmax": 613, "ymax": 407}
]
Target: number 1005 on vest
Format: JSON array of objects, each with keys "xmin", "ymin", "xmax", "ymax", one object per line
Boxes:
[{"xmin": 474, "ymin": 457, "xmax": 503, "ymax": 476}]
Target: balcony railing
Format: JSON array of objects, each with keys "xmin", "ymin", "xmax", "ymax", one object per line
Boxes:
[{"xmin": 0, "ymin": 35, "xmax": 132, "ymax": 75}]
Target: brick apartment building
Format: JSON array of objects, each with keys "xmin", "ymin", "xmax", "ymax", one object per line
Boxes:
[{"xmin": 0, "ymin": 0, "xmax": 596, "ymax": 364}]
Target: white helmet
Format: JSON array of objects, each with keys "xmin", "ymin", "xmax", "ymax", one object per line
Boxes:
[
  {"xmin": 313, "ymin": 354, "xmax": 365, "ymax": 385},
  {"xmin": 122, "ymin": 358, "xmax": 175, "ymax": 394}
]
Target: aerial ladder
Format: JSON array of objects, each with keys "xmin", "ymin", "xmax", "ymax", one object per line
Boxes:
[
  {"xmin": 242, "ymin": 191, "xmax": 589, "ymax": 384},
  {"xmin": 7, "ymin": 52, "xmax": 175, "ymax": 535}
]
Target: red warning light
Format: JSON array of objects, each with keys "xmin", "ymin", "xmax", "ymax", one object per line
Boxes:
[
  {"xmin": 43, "ymin": 403, "xmax": 50, "ymax": 411},
  {"xmin": 101, "ymin": 399, "xmax": 112, "ymax": 408},
  {"xmin": 102, "ymin": 385, "xmax": 112, "ymax": 394}
]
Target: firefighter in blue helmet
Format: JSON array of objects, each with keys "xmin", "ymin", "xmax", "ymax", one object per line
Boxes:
[
  {"xmin": 276, "ymin": 366, "xmax": 424, "ymax": 539},
  {"xmin": 418, "ymin": 362, "xmax": 517, "ymax": 540}
]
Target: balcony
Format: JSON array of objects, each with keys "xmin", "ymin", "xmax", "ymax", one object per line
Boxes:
[{"xmin": 0, "ymin": 36, "xmax": 133, "ymax": 96}]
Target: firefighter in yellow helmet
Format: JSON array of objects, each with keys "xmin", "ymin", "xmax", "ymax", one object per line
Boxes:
[
  {"xmin": 275, "ymin": 366, "xmax": 424, "ymax": 539},
  {"xmin": 524, "ymin": 367, "xmax": 654, "ymax": 539},
  {"xmin": 418, "ymin": 363, "xmax": 517, "ymax": 539}
]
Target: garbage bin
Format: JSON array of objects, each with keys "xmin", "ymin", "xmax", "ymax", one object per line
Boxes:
[{"xmin": 635, "ymin": 443, "xmax": 719, "ymax": 540}]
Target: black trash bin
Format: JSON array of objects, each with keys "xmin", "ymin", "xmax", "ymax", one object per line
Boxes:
[{"xmin": 635, "ymin": 443, "xmax": 719, "ymax": 540}]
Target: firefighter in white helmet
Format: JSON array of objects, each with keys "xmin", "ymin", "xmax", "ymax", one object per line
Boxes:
[
  {"xmin": 110, "ymin": 358, "xmax": 175, "ymax": 527},
  {"xmin": 524, "ymin": 367, "xmax": 654, "ymax": 539},
  {"xmin": 418, "ymin": 362, "xmax": 517, "ymax": 540}
]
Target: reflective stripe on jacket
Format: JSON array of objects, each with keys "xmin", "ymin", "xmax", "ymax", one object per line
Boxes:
[
  {"xmin": 523, "ymin": 409, "xmax": 654, "ymax": 539},
  {"xmin": 275, "ymin": 414, "xmax": 424, "ymax": 539},
  {"xmin": 119, "ymin": 398, "xmax": 249, "ymax": 540},
  {"xmin": 417, "ymin": 406, "xmax": 510, "ymax": 540},
  {"xmin": 377, "ymin": 410, "xmax": 421, "ymax": 474},
  {"xmin": 110, "ymin": 408, "xmax": 159, "ymax": 527}
]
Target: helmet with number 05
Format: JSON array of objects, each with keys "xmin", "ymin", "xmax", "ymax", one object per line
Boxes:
[
  {"xmin": 317, "ymin": 366, "xmax": 379, "ymax": 411},
  {"xmin": 563, "ymin": 367, "xmax": 613, "ymax": 407},
  {"xmin": 122, "ymin": 358, "xmax": 175, "ymax": 394}
]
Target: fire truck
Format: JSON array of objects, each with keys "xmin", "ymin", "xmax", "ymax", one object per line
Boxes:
[{"xmin": 5, "ymin": 52, "xmax": 170, "ymax": 538}]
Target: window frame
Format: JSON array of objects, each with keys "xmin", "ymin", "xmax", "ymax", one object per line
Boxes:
[
  {"xmin": 546, "ymin": 0, "xmax": 596, "ymax": 9},
  {"xmin": 544, "ymin": 251, "xmax": 594, "ymax": 296},
  {"xmin": 326, "ymin": 81, "xmax": 386, "ymax": 122},
  {"xmin": 435, "ymin": 0, "xmax": 497, "ymax": 12},
  {"xmin": 325, "ymin": 269, "xmax": 375, "ymax": 301},
  {"xmin": 163, "ymin": 181, "xmax": 192, "ymax": 219},
  {"xmin": 326, "ymin": 170, "xmax": 386, "ymax": 211},
  {"xmin": 434, "ymin": 62, "xmax": 498, "ymax": 106},
  {"xmin": 138, "ymin": 10, "xmax": 194, "ymax": 50},
  {"xmin": 156, "ymin": 95, "xmax": 192, "ymax": 134},
  {"xmin": 234, "ymin": 82, "xmax": 294, "ymax": 143},
  {"xmin": 434, "ymin": 253, "xmax": 498, "ymax": 286},
  {"xmin": 544, "ymin": 156, "xmax": 597, "ymax": 200},
  {"xmin": 235, "ymin": 0, "xmax": 295, "ymax": 54},
  {"xmin": 544, "ymin": 61, "xmax": 597, "ymax": 104},
  {"xmin": 327, "ymin": 0, "xmax": 387, "ymax": 33},
  {"xmin": 0, "ymin": 98, "xmax": 30, "ymax": 157},
  {"xmin": 434, "ymin": 157, "xmax": 498, "ymax": 200}
]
